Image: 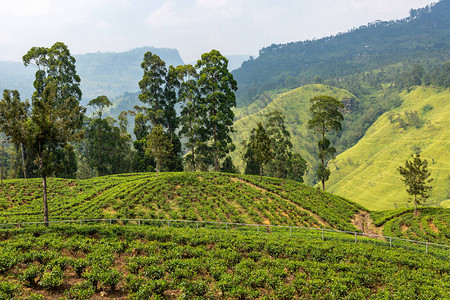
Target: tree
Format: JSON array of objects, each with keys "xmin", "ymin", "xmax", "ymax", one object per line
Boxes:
[
  {"xmin": 132, "ymin": 112, "xmax": 154, "ymax": 172},
  {"xmin": 85, "ymin": 97, "xmax": 132, "ymax": 176},
  {"xmin": 246, "ymin": 122, "xmax": 273, "ymax": 180},
  {"xmin": 286, "ymin": 153, "xmax": 308, "ymax": 183},
  {"xmin": 308, "ymin": 95, "xmax": 344, "ymax": 190},
  {"xmin": 145, "ymin": 124, "xmax": 173, "ymax": 178},
  {"xmin": 8, "ymin": 42, "xmax": 85, "ymax": 225},
  {"xmin": 220, "ymin": 156, "xmax": 238, "ymax": 174},
  {"xmin": 0, "ymin": 82, "xmax": 85, "ymax": 225},
  {"xmin": 88, "ymin": 95, "xmax": 112, "ymax": 119},
  {"xmin": 138, "ymin": 52, "xmax": 167, "ymax": 127},
  {"xmin": 196, "ymin": 50, "xmax": 237, "ymax": 172},
  {"xmin": 177, "ymin": 64, "xmax": 202, "ymax": 171},
  {"xmin": 265, "ymin": 110, "xmax": 293, "ymax": 178},
  {"xmin": 398, "ymin": 153, "xmax": 433, "ymax": 214}
]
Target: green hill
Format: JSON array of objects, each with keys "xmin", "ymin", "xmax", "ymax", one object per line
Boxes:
[
  {"xmin": 230, "ymin": 84, "xmax": 357, "ymax": 183},
  {"xmin": 1, "ymin": 171, "xmax": 448, "ymax": 244},
  {"xmin": 327, "ymin": 87, "xmax": 450, "ymax": 210},
  {"xmin": 0, "ymin": 172, "xmax": 448, "ymax": 298},
  {"xmin": 233, "ymin": 0, "xmax": 450, "ymax": 107},
  {"xmin": 0, "ymin": 172, "xmax": 364, "ymax": 232}
]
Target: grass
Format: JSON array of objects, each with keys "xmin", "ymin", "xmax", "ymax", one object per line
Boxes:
[{"xmin": 327, "ymin": 86, "xmax": 450, "ymax": 210}]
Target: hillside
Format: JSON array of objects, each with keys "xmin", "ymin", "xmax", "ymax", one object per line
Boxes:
[
  {"xmin": 327, "ymin": 87, "xmax": 450, "ymax": 210},
  {"xmin": 230, "ymin": 84, "xmax": 358, "ymax": 184},
  {"xmin": 0, "ymin": 172, "xmax": 364, "ymax": 232},
  {"xmin": 233, "ymin": 0, "xmax": 450, "ymax": 107},
  {"xmin": 1, "ymin": 171, "xmax": 448, "ymax": 245}
]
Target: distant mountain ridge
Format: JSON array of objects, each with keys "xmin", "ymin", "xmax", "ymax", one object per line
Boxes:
[
  {"xmin": 233, "ymin": 0, "xmax": 450, "ymax": 107},
  {"xmin": 0, "ymin": 46, "xmax": 185, "ymax": 104},
  {"xmin": 75, "ymin": 47, "xmax": 185, "ymax": 102}
]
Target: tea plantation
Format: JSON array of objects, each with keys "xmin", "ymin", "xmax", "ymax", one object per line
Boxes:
[
  {"xmin": 0, "ymin": 172, "xmax": 448, "ymax": 299},
  {"xmin": 0, "ymin": 224, "xmax": 448, "ymax": 299}
]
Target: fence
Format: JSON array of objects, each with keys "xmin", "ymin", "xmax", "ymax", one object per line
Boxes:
[{"xmin": 0, "ymin": 218, "xmax": 449, "ymax": 255}]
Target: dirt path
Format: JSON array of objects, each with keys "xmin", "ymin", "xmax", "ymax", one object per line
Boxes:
[
  {"xmin": 230, "ymin": 177, "xmax": 331, "ymax": 228},
  {"xmin": 352, "ymin": 210, "xmax": 383, "ymax": 237}
]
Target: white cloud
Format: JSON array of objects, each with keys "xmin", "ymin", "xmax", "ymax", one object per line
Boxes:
[
  {"xmin": 145, "ymin": 1, "xmax": 187, "ymax": 28},
  {"xmin": 96, "ymin": 21, "xmax": 111, "ymax": 30}
]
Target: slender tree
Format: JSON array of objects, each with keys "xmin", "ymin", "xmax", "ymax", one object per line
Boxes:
[
  {"xmin": 88, "ymin": 95, "xmax": 112, "ymax": 119},
  {"xmin": 246, "ymin": 122, "xmax": 274, "ymax": 180},
  {"xmin": 177, "ymin": 64, "xmax": 202, "ymax": 171},
  {"xmin": 138, "ymin": 52, "xmax": 167, "ymax": 127},
  {"xmin": 0, "ymin": 82, "xmax": 85, "ymax": 225},
  {"xmin": 196, "ymin": 50, "xmax": 237, "ymax": 172},
  {"xmin": 398, "ymin": 153, "xmax": 433, "ymax": 214},
  {"xmin": 308, "ymin": 95, "xmax": 344, "ymax": 190},
  {"xmin": 265, "ymin": 110, "xmax": 293, "ymax": 178}
]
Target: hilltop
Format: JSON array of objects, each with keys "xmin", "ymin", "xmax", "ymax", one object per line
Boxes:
[
  {"xmin": 327, "ymin": 87, "xmax": 450, "ymax": 210},
  {"xmin": 0, "ymin": 172, "xmax": 364, "ymax": 232}
]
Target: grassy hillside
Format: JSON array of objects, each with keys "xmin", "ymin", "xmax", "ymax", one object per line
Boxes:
[
  {"xmin": 327, "ymin": 87, "xmax": 450, "ymax": 210},
  {"xmin": 0, "ymin": 224, "xmax": 447, "ymax": 299},
  {"xmin": 233, "ymin": 0, "xmax": 450, "ymax": 107},
  {"xmin": 230, "ymin": 84, "xmax": 357, "ymax": 183},
  {"xmin": 0, "ymin": 172, "xmax": 364, "ymax": 232}
]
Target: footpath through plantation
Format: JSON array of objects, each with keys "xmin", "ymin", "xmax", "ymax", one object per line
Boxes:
[{"xmin": 0, "ymin": 172, "xmax": 449, "ymax": 299}]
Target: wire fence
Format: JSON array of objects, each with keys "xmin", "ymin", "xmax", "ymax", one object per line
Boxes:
[{"xmin": 0, "ymin": 218, "xmax": 448, "ymax": 255}]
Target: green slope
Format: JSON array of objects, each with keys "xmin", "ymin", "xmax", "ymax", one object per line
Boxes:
[
  {"xmin": 327, "ymin": 87, "xmax": 450, "ymax": 210},
  {"xmin": 0, "ymin": 172, "xmax": 364, "ymax": 231},
  {"xmin": 230, "ymin": 84, "xmax": 356, "ymax": 183}
]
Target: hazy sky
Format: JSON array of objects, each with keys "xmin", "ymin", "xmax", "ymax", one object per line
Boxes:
[{"xmin": 0, "ymin": 0, "xmax": 434, "ymax": 63}]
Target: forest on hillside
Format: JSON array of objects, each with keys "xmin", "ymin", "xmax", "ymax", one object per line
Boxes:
[{"xmin": 233, "ymin": 0, "xmax": 450, "ymax": 107}]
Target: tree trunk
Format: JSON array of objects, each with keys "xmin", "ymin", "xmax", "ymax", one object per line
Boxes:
[
  {"xmin": 213, "ymin": 109, "xmax": 219, "ymax": 172},
  {"xmin": 189, "ymin": 113, "xmax": 195, "ymax": 172},
  {"xmin": 260, "ymin": 164, "xmax": 263, "ymax": 181},
  {"xmin": 322, "ymin": 178, "xmax": 325, "ymax": 191},
  {"xmin": 42, "ymin": 175, "xmax": 49, "ymax": 226},
  {"xmin": 156, "ymin": 159, "xmax": 159, "ymax": 179},
  {"xmin": 1, "ymin": 140, "xmax": 4, "ymax": 188},
  {"xmin": 21, "ymin": 143, "xmax": 26, "ymax": 179},
  {"xmin": 414, "ymin": 194, "xmax": 418, "ymax": 215}
]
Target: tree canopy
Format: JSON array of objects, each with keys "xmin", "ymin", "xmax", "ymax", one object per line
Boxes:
[{"xmin": 398, "ymin": 153, "xmax": 433, "ymax": 214}]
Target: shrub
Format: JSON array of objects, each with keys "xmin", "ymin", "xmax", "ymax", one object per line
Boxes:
[
  {"xmin": 70, "ymin": 258, "xmax": 88, "ymax": 277},
  {"xmin": 27, "ymin": 293, "xmax": 45, "ymax": 300},
  {"xmin": 64, "ymin": 281, "xmax": 95, "ymax": 300},
  {"xmin": 101, "ymin": 269, "xmax": 122, "ymax": 291},
  {"xmin": 0, "ymin": 282, "xmax": 19, "ymax": 299},
  {"xmin": 20, "ymin": 264, "xmax": 43, "ymax": 287},
  {"xmin": 39, "ymin": 265, "xmax": 64, "ymax": 290},
  {"xmin": 181, "ymin": 280, "xmax": 208, "ymax": 298}
]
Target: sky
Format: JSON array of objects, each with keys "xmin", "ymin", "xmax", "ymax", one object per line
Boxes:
[{"xmin": 0, "ymin": 0, "xmax": 435, "ymax": 63}]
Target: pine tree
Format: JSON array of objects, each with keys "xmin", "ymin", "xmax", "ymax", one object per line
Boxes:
[{"xmin": 398, "ymin": 153, "xmax": 433, "ymax": 214}]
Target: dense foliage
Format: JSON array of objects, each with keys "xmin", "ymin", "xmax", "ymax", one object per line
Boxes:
[
  {"xmin": 0, "ymin": 224, "xmax": 448, "ymax": 299},
  {"xmin": 0, "ymin": 172, "xmax": 363, "ymax": 231}
]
